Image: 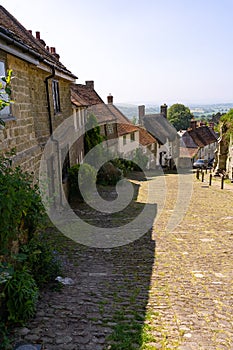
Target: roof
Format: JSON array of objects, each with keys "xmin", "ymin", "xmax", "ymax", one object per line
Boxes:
[
  {"xmin": 0, "ymin": 5, "xmax": 76, "ymax": 78},
  {"xmin": 181, "ymin": 130, "xmax": 198, "ymax": 148},
  {"xmin": 188, "ymin": 126, "xmax": 217, "ymax": 147},
  {"xmin": 71, "ymin": 83, "xmax": 104, "ymax": 106},
  {"xmin": 71, "ymin": 89, "xmax": 88, "ymax": 107},
  {"xmin": 138, "ymin": 126, "xmax": 157, "ymax": 146},
  {"xmin": 143, "ymin": 114, "xmax": 178, "ymax": 145},
  {"xmin": 87, "ymin": 103, "xmax": 117, "ymax": 124},
  {"xmin": 117, "ymin": 123, "xmax": 139, "ymax": 136}
]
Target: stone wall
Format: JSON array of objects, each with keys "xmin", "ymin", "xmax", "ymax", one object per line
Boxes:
[{"xmin": 0, "ymin": 53, "xmax": 76, "ymax": 179}]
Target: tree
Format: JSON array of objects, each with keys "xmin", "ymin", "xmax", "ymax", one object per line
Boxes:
[
  {"xmin": 84, "ymin": 113, "xmax": 104, "ymax": 153},
  {"xmin": 0, "ymin": 69, "xmax": 13, "ymax": 126},
  {"xmin": 167, "ymin": 103, "xmax": 193, "ymax": 131},
  {"xmin": 131, "ymin": 116, "xmax": 138, "ymax": 125}
]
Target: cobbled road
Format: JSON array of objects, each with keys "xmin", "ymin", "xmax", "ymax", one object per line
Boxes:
[{"xmin": 12, "ymin": 173, "xmax": 233, "ymax": 350}]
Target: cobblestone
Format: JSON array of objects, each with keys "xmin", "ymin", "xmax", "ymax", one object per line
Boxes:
[{"xmin": 11, "ymin": 173, "xmax": 233, "ymax": 349}]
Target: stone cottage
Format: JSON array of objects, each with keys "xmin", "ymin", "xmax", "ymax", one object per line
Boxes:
[
  {"xmin": 71, "ymin": 82, "xmax": 157, "ymax": 167},
  {"xmin": 138, "ymin": 104, "xmax": 178, "ymax": 169},
  {"xmin": 0, "ymin": 5, "xmax": 81, "ymax": 200}
]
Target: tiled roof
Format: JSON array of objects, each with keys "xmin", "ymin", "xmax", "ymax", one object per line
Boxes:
[
  {"xmin": 107, "ymin": 104, "xmax": 132, "ymax": 124},
  {"xmin": 71, "ymin": 83, "xmax": 104, "ymax": 106},
  {"xmin": 143, "ymin": 114, "xmax": 178, "ymax": 145},
  {"xmin": 117, "ymin": 123, "xmax": 139, "ymax": 136},
  {"xmin": 138, "ymin": 126, "xmax": 157, "ymax": 146},
  {"xmin": 87, "ymin": 104, "xmax": 117, "ymax": 124},
  {"xmin": 71, "ymin": 89, "xmax": 88, "ymax": 107},
  {"xmin": 188, "ymin": 126, "xmax": 217, "ymax": 147},
  {"xmin": 0, "ymin": 5, "xmax": 76, "ymax": 78}
]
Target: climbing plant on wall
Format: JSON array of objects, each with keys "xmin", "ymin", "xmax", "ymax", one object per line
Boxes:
[{"xmin": 0, "ymin": 69, "xmax": 13, "ymax": 126}]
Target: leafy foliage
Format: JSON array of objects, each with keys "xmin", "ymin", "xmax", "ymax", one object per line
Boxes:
[
  {"xmin": 167, "ymin": 103, "xmax": 194, "ymax": 130},
  {"xmin": 219, "ymin": 108, "xmax": 233, "ymax": 142},
  {"xmin": 20, "ymin": 233, "xmax": 61, "ymax": 287},
  {"xmin": 97, "ymin": 161, "xmax": 122, "ymax": 185},
  {"xmin": 84, "ymin": 113, "xmax": 104, "ymax": 153},
  {"xmin": 68, "ymin": 163, "xmax": 96, "ymax": 200},
  {"xmin": 5, "ymin": 267, "xmax": 39, "ymax": 324},
  {"xmin": 0, "ymin": 152, "xmax": 45, "ymax": 255},
  {"xmin": 0, "ymin": 69, "xmax": 13, "ymax": 126}
]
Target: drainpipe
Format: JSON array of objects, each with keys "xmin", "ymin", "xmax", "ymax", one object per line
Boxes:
[
  {"xmin": 44, "ymin": 66, "xmax": 63, "ymax": 206},
  {"xmin": 45, "ymin": 66, "xmax": 55, "ymax": 135}
]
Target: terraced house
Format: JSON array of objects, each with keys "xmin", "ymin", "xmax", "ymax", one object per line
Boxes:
[{"xmin": 0, "ymin": 6, "xmax": 79, "ymax": 198}]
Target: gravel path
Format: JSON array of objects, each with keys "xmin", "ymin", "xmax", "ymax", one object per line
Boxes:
[{"xmin": 12, "ymin": 173, "xmax": 233, "ymax": 350}]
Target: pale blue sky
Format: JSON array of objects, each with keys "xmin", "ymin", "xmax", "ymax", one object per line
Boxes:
[{"xmin": 1, "ymin": 0, "xmax": 233, "ymax": 105}]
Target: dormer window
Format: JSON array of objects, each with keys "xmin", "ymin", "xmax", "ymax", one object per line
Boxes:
[{"xmin": 52, "ymin": 80, "xmax": 61, "ymax": 114}]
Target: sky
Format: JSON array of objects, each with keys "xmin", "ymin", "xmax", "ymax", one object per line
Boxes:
[{"xmin": 1, "ymin": 0, "xmax": 233, "ymax": 105}]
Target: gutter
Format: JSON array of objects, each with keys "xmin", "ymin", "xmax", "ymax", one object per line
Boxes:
[{"xmin": 0, "ymin": 26, "xmax": 43, "ymax": 61}]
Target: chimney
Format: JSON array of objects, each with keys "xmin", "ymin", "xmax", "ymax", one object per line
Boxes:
[
  {"xmin": 35, "ymin": 31, "xmax": 46, "ymax": 47},
  {"xmin": 190, "ymin": 119, "xmax": 197, "ymax": 130},
  {"xmin": 28, "ymin": 30, "xmax": 32, "ymax": 35},
  {"xmin": 107, "ymin": 93, "xmax": 113, "ymax": 104},
  {"xmin": 200, "ymin": 121, "xmax": 206, "ymax": 127},
  {"xmin": 138, "ymin": 105, "xmax": 145, "ymax": 125},
  {"xmin": 46, "ymin": 46, "xmax": 50, "ymax": 52},
  {"xmin": 50, "ymin": 47, "xmax": 60, "ymax": 61},
  {"xmin": 36, "ymin": 31, "xmax": 41, "ymax": 40},
  {"xmin": 85, "ymin": 81, "xmax": 94, "ymax": 89},
  {"xmin": 209, "ymin": 122, "xmax": 215, "ymax": 130},
  {"xmin": 160, "ymin": 103, "xmax": 167, "ymax": 118}
]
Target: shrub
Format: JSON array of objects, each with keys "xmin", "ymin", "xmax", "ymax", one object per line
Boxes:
[
  {"xmin": 0, "ymin": 152, "xmax": 45, "ymax": 255},
  {"xmin": 4, "ymin": 267, "xmax": 39, "ymax": 324},
  {"xmin": 97, "ymin": 161, "xmax": 122, "ymax": 185},
  {"xmin": 110, "ymin": 158, "xmax": 134, "ymax": 176},
  {"xmin": 68, "ymin": 163, "xmax": 96, "ymax": 200},
  {"xmin": 20, "ymin": 233, "xmax": 61, "ymax": 287}
]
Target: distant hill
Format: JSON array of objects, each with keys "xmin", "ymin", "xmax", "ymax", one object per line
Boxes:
[
  {"xmin": 116, "ymin": 103, "xmax": 159, "ymax": 121},
  {"xmin": 116, "ymin": 103, "xmax": 233, "ymax": 120}
]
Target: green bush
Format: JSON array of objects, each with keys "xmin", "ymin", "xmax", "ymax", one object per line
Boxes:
[
  {"xmin": 97, "ymin": 161, "xmax": 122, "ymax": 185},
  {"xmin": 68, "ymin": 163, "xmax": 96, "ymax": 200},
  {"xmin": 110, "ymin": 158, "xmax": 134, "ymax": 176},
  {"xmin": 0, "ymin": 152, "xmax": 45, "ymax": 255},
  {"xmin": 5, "ymin": 267, "xmax": 39, "ymax": 324},
  {"xmin": 20, "ymin": 233, "xmax": 61, "ymax": 287}
]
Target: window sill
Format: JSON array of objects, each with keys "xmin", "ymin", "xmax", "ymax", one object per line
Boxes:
[{"xmin": 0, "ymin": 116, "xmax": 17, "ymax": 122}]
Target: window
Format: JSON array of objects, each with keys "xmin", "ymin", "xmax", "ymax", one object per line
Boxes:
[
  {"xmin": 123, "ymin": 135, "xmax": 127, "ymax": 145},
  {"xmin": 130, "ymin": 132, "xmax": 135, "ymax": 142},
  {"xmin": 52, "ymin": 80, "xmax": 61, "ymax": 114},
  {"xmin": 106, "ymin": 123, "xmax": 114, "ymax": 135},
  {"xmin": 0, "ymin": 60, "xmax": 11, "ymax": 119}
]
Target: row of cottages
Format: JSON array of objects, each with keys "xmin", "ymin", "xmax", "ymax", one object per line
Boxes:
[
  {"xmin": 138, "ymin": 104, "xmax": 179, "ymax": 169},
  {"xmin": 178, "ymin": 120, "xmax": 218, "ymax": 167},
  {"xmin": 71, "ymin": 81, "xmax": 158, "ymax": 169},
  {"xmin": 0, "ymin": 6, "xmax": 84, "ymax": 199}
]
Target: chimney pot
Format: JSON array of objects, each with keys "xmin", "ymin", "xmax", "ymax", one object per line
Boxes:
[
  {"xmin": 85, "ymin": 81, "xmax": 94, "ymax": 89},
  {"xmin": 107, "ymin": 93, "xmax": 113, "ymax": 104},
  {"xmin": 160, "ymin": 103, "xmax": 168, "ymax": 118},
  {"xmin": 50, "ymin": 47, "xmax": 56, "ymax": 54},
  {"xmin": 28, "ymin": 30, "xmax": 32, "ymax": 35},
  {"xmin": 36, "ymin": 31, "xmax": 40, "ymax": 40},
  {"xmin": 138, "ymin": 105, "xmax": 145, "ymax": 125},
  {"xmin": 190, "ymin": 119, "xmax": 197, "ymax": 130}
]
